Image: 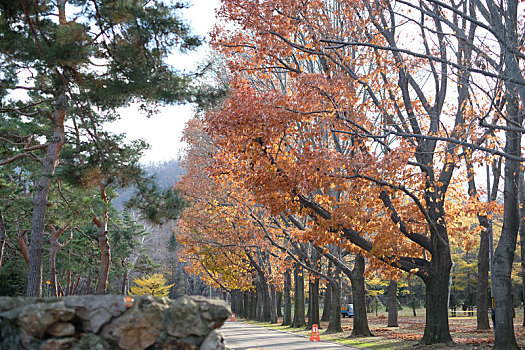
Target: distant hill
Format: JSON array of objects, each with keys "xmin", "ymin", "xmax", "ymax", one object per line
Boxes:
[{"xmin": 112, "ymin": 159, "xmax": 184, "ymax": 210}]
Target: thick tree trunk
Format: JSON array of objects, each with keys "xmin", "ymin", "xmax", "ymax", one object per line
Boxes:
[
  {"xmin": 256, "ymin": 282, "xmax": 263, "ymax": 321},
  {"xmin": 519, "ymin": 167, "xmax": 525, "ymax": 327},
  {"xmin": 269, "ymin": 284, "xmax": 278, "ymax": 323},
  {"xmin": 465, "ymin": 152, "xmax": 493, "ymax": 330},
  {"xmin": 307, "ymin": 245, "xmax": 320, "ymax": 329},
  {"xmin": 283, "ymin": 269, "xmax": 292, "ymax": 325},
  {"xmin": 242, "ymin": 290, "xmax": 249, "ymax": 319},
  {"xmin": 493, "ymin": 93, "xmax": 521, "ymax": 349},
  {"xmin": 250, "ymin": 291, "xmax": 257, "ymax": 320},
  {"xmin": 350, "ymin": 254, "xmax": 371, "ymax": 337},
  {"xmin": 276, "ymin": 290, "xmax": 283, "ymax": 318},
  {"xmin": 230, "ymin": 290, "xmax": 240, "ymax": 316},
  {"xmin": 326, "ymin": 265, "xmax": 342, "ymax": 333},
  {"xmin": 387, "ymin": 280, "xmax": 398, "ymax": 327},
  {"xmin": 258, "ymin": 279, "xmax": 272, "ymax": 322},
  {"xmin": 27, "ymin": 91, "xmax": 67, "ymax": 297},
  {"xmin": 292, "ymin": 264, "xmax": 305, "ymax": 328},
  {"xmin": 307, "ymin": 273, "xmax": 320, "ymax": 329},
  {"xmin": 0, "ymin": 208, "xmax": 6, "ymax": 270},
  {"xmin": 421, "ymin": 248, "xmax": 453, "ymax": 344},
  {"xmin": 476, "ymin": 222, "xmax": 491, "ymax": 330}
]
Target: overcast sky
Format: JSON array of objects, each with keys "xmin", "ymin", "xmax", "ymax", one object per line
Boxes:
[{"xmin": 106, "ymin": 0, "xmax": 221, "ymax": 164}]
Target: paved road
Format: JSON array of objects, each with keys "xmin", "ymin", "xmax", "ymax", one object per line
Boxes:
[{"xmin": 220, "ymin": 321, "xmax": 355, "ymax": 350}]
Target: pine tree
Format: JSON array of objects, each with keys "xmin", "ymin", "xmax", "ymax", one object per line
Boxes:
[{"xmin": 0, "ymin": 0, "xmax": 200, "ymax": 296}]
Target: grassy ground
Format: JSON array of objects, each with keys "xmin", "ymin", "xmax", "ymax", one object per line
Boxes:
[{"xmin": 240, "ymin": 308, "xmax": 525, "ymax": 349}]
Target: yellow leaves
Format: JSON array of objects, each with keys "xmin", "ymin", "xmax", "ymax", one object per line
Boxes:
[{"xmin": 129, "ymin": 274, "xmax": 174, "ymax": 297}]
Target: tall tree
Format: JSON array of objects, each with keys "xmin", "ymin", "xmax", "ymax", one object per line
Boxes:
[
  {"xmin": 0, "ymin": 0, "xmax": 200, "ymax": 297},
  {"xmin": 208, "ymin": 0, "xmax": 502, "ymax": 344}
]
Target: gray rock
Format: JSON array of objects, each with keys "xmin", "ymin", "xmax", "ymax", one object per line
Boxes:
[
  {"xmin": 70, "ymin": 333, "xmax": 111, "ymax": 350},
  {"xmin": 16, "ymin": 301, "xmax": 75, "ymax": 337},
  {"xmin": 191, "ymin": 296, "xmax": 231, "ymax": 329},
  {"xmin": 63, "ymin": 295, "xmax": 127, "ymax": 333},
  {"xmin": 0, "ymin": 297, "xmax": 29, "ymax": 313},
  {"xmin": 165, "ymin": 296, "xmax": 208, "ymax": 338},
  {"xmin": 46, "ymin": 322, "xmax": 76, "ymax": 337},
  {"xmin": 199, "ymin": 330, "xmax": 225, "ymax": 350},
  {"xmin": 0, "ymin": 317, "xmax": 25, "ymax": 349},
  {"xmin": 41, "ymin": 337, "xmax": 76, "ymax": 350},
  {"xmin": 101, "ymin": 295, "xmax": 169, "ymax": 349}
]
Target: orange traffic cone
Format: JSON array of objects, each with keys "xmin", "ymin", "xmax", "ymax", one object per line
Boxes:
[
  {"xmin": 310, "ymin": 324, "xmax": 320, "ymax": 341},
  {"xmin": 231, "ymin": 313, "xmax": 236, "ymax": 322}
]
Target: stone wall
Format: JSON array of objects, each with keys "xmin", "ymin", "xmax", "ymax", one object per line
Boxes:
[{"xmin": 0, "ymin": 295, "xmax": 230, "ymax": 350}]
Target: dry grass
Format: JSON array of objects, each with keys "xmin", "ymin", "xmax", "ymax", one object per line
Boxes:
[{"xmin": 245, "ymin": 310, "xmax": 525, "ymax": 349}]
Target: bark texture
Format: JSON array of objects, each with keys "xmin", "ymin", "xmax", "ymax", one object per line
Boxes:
[
  {"xmin": 276, "ymin": 290, "xmax": 283, "ymax": 318},
  {"xmin": 350, "ymin": 255, "xmax": 371, "ymax": 337},
  {"xmin": 492, "ymin": 90, "xmax": 521, "ymax": 349},
  {"xmin": 27, "ymin": 91, "xmax": 67, "ymax": 297},
  {"xmin": 421, "ymin": 247, "xmax": 453, "ymax": 344},
  {"xmin": 282, "ymin": 269, "xmax": 292, "ymax": 325},
  {"xmin": 325, "ymin": 265, "xmax": 342, "ymax": 333},
  {"xmin": 387, "ymin": 280, "xmax": 398, "ymax": 327},
  {"xmin": 95, "ymin": 215, "xmax": 110, "ymax": 295},
  {"xmin": 292, "ymin": 264, "xmax": 305, "ymax": 328}
]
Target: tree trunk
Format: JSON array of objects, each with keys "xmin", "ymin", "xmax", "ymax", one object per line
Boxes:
[
  {"xmin": 465, "ymin": 151, "xmax": 494, "ymax": 330},
  {"xmin": 121, "ymin": 260, "xmax": 129, "ymax": 295},
  {"xmin": 292, "ymin": 264, "xmax": 305, "ymax": 328},
  {"xmin": 519, "ymin": 167, "xmax": 525, "ymax": 327},
  {"xmin": 27, "ymin": 91, "xmax": 67, "ymax": 297},
  {"xmin": 95, "ymin": 215, "xmax": 111, "ymax": 295},
  {"xmin": 476, "ymin": 222, "xmax": 491, "ymax": 330},
  {"xmin": 492, "ymin": 92, "xmax": 521, "ymax": 349},
  {"xmin": 260, "ymin": 281, "xmax": 270, "ymax": 322},
  {"xmin": 421, "ymin": 248, "xmax": 453, "ymax": 344},
  {"xmin": 269, "ymin": 284, "xmax": 278, "ymax": 323},
  {"xmin": 250, "ymin": 290, "xmax": 257, "ymax": 320},
  {"xmin": 321, "ymin": 274, "xmax": 332, "ymax": 322},
  {"xmin": 283, "ymin": 269, "xmax": 292, "ymax": 325},
  {"xmin": 48, "ymin": 225, "xmax": 71, "ymax": 297},
  {"xmin": 308, "ymin": 272, "xmax": 320, "ymax": 329},
  {"xmin": 387, "ymin": 280, "xmax": 398, "ymax": 327},
  {"xmin": 230, "ymin": 290, "xmax": 239, "ymax": 315},
  {"xmin": 256, "ymin": 281, "xmax": 263, "ymax": 321},
  {"xmin": 276, "ymin": 290, "xmax": 283, "ymax": 318},
  {"xmin": 350, "ymin": 254, "xmax": 371, "ymax": 337},
  {"xmin": 326, "ymin": 265, "xmax": 342, "ymax": 333},
  {"xmin": 71, "ymin": 273, "xmax": 81, "ymax": 295},
  {"xmin": 242, "ymin": 290, "xmax": 249, "ymax": 319},
  {"xmin": 49, "ymin": 244, "xmax": 59, "ymax": 297},
  {"xmin": 0, "ymin": 208, "xmax": 6, "ymax": 270}
]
